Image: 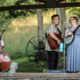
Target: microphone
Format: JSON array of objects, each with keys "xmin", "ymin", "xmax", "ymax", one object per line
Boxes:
[{"xmin": 64, "ymin": 21, "xmax": 68, "ymax": 31}]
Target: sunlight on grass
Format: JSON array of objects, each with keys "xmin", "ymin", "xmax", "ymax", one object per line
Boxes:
[
  {"xmin": 13, "ymin": 57, "xmax": 28, "ymax": 64},
  {"xmin": 11, "ymin": 9, "xmax": 56, "ymax": 33},
  {"xmin": 11, "ymin": 15, "xmax": 38, "ymax": 28}
]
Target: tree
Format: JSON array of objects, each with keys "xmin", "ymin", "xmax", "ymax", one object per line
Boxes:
[
  {"xmin": 0, "ymin": 0, "xmax": 10, "ymax": 32},
  {"xmin": 9, "ymin": 0, "xmax": 37, "ymax": 18},
  {"xmin": 67, "ymin": 0, "xmax": 80, "ymax": 17}
]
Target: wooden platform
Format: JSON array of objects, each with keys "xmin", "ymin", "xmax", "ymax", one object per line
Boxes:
[{"xmin": 0, "ymin": 73, "xmax": 80, "ymax": 80}]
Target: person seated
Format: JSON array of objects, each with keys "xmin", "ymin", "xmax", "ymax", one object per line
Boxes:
[{"xmin": 0, "ymin": 37, "xmax": 4, "ymax": 54}]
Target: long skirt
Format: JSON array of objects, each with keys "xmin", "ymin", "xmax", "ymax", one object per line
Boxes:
[{"xmin": 67, "ymin": 35, "xmax": 80, "ymax": 72}]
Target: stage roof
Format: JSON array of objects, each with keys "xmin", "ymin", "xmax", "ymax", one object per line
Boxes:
[{"xmin": 0, "ymin": 0, "xmax": 80, "ymax": 11}]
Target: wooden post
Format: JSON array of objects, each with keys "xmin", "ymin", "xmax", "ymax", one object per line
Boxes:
[
  {"xmin": 56, "ymin": 8, "xmax": 66, "ymax": 33},
  {"xmin": 36, "ymin": 2, "xmax": 45, "ymax": 62},
  {"xmin": 37, "ymin": 8, "xmax": 44, "ymax": 41},
  {"xmin": 56, "ymin": 7, "xmax": 66, "ymax": 69},
  {"xmin": 56, "ymin": 8, "xmax": 61, "ymax": 30}
]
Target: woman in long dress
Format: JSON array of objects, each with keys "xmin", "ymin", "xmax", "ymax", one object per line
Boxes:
[{"xmin": 66, "ymin": 16, "xmax": 80, "ymax": 72}]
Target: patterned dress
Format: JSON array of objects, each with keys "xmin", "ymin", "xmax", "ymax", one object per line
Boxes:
[{"xmin": 67, "ymin": 25, "xmax": 80, "ymax": 72}]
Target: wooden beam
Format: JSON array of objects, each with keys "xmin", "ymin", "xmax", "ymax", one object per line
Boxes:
[
  {"xmin": 35, "ymin": 0, "xmax": 65, "ymax": 3},
  {"xmin": 56, "ymin": 2, "xmax": 80, "ymax": 7},
  {"xmin": 35, "ymin": 0, "xmax": 47, "ymax": 3},
  {"xmin": 0, "ymin": 3, "xmax": 80, "ymax": 11},
  {"xmin": 0, "ymin": 4, "xmax": 46, "ymax": 11},
  {"xmin": 56, "ymin": 0, "xmax": 66, "ymax": 3}
]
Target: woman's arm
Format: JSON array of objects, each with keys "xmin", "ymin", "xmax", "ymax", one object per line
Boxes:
[{"xmin": 65, "ymin": 28, "xmax": 73, "ymax": 37}]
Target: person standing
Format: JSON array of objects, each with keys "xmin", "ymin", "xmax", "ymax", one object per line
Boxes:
[
  {"xmin": 65, "ymin": 16, "xmax": 80, "ymax": 72},
  {"xmin": 45, "ymin": 14, "xmax": 61, "ymax": 70}
]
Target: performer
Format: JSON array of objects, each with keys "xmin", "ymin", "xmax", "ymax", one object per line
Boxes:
[
  {"xmin": 66, "ymin": 16, "xmax": 80, "ymax": 72},
  {"xmin": 45, "ymin": 14, "xmax": 61, "ymax": 70}
]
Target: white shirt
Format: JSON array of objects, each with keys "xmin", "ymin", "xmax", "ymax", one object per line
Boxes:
[
  {"xmin": 0, "ymin": 40, "xmax": 4, "ymax": 52},
  {"xmin": 0, "ymin": 40, "xmax": 4, "ymax": 46}
]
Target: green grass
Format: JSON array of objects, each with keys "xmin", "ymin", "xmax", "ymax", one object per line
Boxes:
[
  {"xmin": 12, "ymin": 57, "xmax": 28, "ymax": 64},
  {"xmin": 11, "ymin": 57, "xmax": 46, "ymax": 72},
  {"xmin": 17, "ymin": 61, "xmax": 46, "ymax": 72}
]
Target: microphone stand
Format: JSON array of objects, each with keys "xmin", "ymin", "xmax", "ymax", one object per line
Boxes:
[
  {"xmin": 63, "ymin": 22, "xmax": 67, "ymax": 71},
  {"xmin": 63, "ymin": 27, "xmax": 66, "ymax": 70}
]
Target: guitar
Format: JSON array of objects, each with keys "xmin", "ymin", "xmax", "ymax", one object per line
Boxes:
[
  {"xmin": 46, "ymin": 28, "xmax": 63, "ymax": 50},
  {"xmin": 47, "ymin": 33, "xmax": 62, "ymax": 49}
]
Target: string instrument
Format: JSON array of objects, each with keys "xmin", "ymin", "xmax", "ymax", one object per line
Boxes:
[
  {"xmin": 65, "ymin": 33, "xmax": 74, "ymax": 44},
  {"xmin": 65, "ymin": 25, "xmax": 80, "ymax": 45},
  {"xmin": 47, "ymin": 33, "xmax": 62, "ymax": 49}
]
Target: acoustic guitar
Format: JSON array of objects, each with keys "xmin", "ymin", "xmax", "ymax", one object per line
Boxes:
[
  {"xmin": 47, "ymin": 33, "xmax": 62, "ymax": 49},
  {"xmin": 46, "ymin": 27, "xmax": 63, "ymax": 50}
]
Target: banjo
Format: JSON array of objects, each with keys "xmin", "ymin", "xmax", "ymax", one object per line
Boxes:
[
  {"xmin": 65, "ymin": 33, "xmax": 74, "ymax": 44},
  {"xmin": 65, "ymin": 25, "xmax": 80, "ymax": 44}
]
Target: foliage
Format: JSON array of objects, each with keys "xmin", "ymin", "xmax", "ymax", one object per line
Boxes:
[
  {"xmin": 0, "ymin": 0, "xmax": 48, "ymax": 18},
  {"xmin": 0, "ymin": 12, "xmax": 10, "ymax": 31},
  {"xmin": 0, "ymin": 1, "xmax": 11, "ymax": 32},
  {"xmin": 70, "ymin": 0, "xmax": 78, "ymax": 2},
  {"xmin": 67, "ymin": 0, "xmax": 79, "ymax": 2},
  {"xmin": 17, "ymin": 62, "xmax": 46, "ymax": 72},
  {"xmin": 69, "ymin": 7, "xmax": 80, "ymax": 17},
  {"xmin": 67, "ymin": 0, "xmax": 80, "ymax": 17},
  {"xmin": 9, "ymin": 0, "xmax": 37, "ymax": 18},
  {"xmin": 0, "ymin": 0, "xmax": 36, "ymax": 18}
]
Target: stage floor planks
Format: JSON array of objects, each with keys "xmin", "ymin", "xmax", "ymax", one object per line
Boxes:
[{"xmin": 0, "ymin": 73, "xmax": 80, "ymax": 80}]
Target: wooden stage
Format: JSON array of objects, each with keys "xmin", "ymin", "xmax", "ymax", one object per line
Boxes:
[{"xmin": 0, "ymin": 73, "xmax": 80, "ymax": 80}]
